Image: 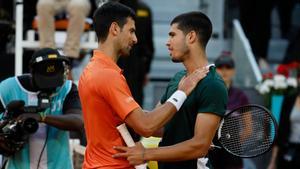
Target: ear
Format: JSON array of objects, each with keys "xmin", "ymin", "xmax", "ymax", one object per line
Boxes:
[
  {"xmin": 187, "ymin": 31, "xmax": 197, "ymax": 44},
  {"xmin": 109, "ymin": 22, "xmax": 120, "ymax": 36}
]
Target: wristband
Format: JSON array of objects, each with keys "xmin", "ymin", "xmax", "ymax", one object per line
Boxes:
[
  {"xmin": 39, "ymin": 112, "xmax": 47, "ymax": 122},
  {"xmin": 167, "ymin": 90, "xmax": 187, "ymax": 111}
]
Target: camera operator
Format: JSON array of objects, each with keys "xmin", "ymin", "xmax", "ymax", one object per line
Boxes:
[{"xmin": 0, "ymin": 48, "xmax": 83, "ymax": 169}]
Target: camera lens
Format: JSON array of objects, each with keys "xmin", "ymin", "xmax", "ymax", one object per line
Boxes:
[{"xmin": 22, "ymin": 118, "xmax": 39, "ymax": 134}]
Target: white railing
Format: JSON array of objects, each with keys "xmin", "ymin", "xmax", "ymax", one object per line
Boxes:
[{"xmin": 232, "ymin": 19, "xmax": 262, "ymax": 87}]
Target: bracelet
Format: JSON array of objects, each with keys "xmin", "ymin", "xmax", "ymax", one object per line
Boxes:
[
  {"xmin": 166, "ymin": 90, "xmax": 187, "ymax": 111},
  {"xmin": 39, "ymin": 112, "xmax": 47, "ymax": 122}
]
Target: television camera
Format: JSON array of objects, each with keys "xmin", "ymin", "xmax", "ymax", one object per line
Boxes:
[{"xmin": 0, "ymin": 93, "xmax": 51, "ymax": 156}]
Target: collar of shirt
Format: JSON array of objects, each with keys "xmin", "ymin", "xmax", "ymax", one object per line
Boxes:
[{"xmin": 92, "ymin": 50, "xmax": 123, "ymax": 74}]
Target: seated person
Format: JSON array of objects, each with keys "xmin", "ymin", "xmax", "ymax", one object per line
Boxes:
[{"xmin": 36, "ymin": 0, "xmax": 91, "ymax": 68}]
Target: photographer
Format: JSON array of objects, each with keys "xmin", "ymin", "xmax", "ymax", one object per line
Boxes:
[{"xmin": 0, "ymin": 48, "xmax": 83, "ymax": 169}]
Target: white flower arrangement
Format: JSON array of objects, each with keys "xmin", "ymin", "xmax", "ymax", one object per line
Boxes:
[{"xmin": 256, "ymin": 74, "xmax": 298, "ymax": 95}]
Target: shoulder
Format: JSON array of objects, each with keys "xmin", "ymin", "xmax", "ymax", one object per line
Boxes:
[
  {"xmin": 0, "ymin": 76, "xmax": 20, "ymax": 90},
  {"xmin": 196, "ymin": 71, "xmax": 228, "ymax": 107},
  {"xmin": 167, "ymin": 70, "xmax": 186, "ymax": 86},
  {"xmin": 85, "ymin": 68, "xmax": 124, "ymax": 85},
  {"xmin": 0, "ymin": 76, "xmax": 17, "ymax": 84},
  {"xmin": 200, "ymin": 75, "xmax": 227, "ymax": 93},
  {"xmin": 196, "ymin": 76, "xmax": 228, "ymax": 116},
  {"xmin": 100, "ymin": 68, "xmax": 123, "ymax": 79},
  {"xmin": 172, "ymin": 70, "xmax": 186, "ymax": 81},
  {"xmin": 95, "ymin": 69, "xmax": 128, "ymax": 93},
  {"xmin": 99, "ymin": 69, "xmax": 127, "ymax": 87}
]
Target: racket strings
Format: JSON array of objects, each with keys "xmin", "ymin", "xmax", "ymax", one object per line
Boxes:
[{"xmin": 220, "ymin": 106, "xmax": 276, "ymax": 157}]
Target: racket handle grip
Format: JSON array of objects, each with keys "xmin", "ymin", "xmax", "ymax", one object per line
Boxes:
[{"xmin": 116, "ymin": 123, "xmax": 147, "ymax": 169}]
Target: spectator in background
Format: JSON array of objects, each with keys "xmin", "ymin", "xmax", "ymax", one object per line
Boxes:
[
  {"xmin": 267, "ymin": 63, "xmax": 300, "ymax": 169},
  {"xmin": 118, "ymin": 0, "xmax": 154, "ymax": 142},
  {"xmin": 0, "ymin": 0, "xmax": 15, "ymax": 80},
  {"xmin": 0, "ymin": 0, "xmax": 14, "ymax": 52},
  {"xmin": 36, "ymin": 0, "xmax": 91, "ymax": 69},
  {"xmin": 268, "ymin": 90, "xmax": 300, "ymax": 169},
  {"xmin": 238, "ymin": 0, "xmax": 295, "ymax": 70},
  {"xmin": 274, "ymin": 0, "xmax": 295, "ymax": 39},
  {"xmin": 238, "ymin": 0, "xmax": 272, "ymax": 70},
  {"xmin": 209, "ymin": 53, "xmax": 249, "ymax": 169},
  {"xmin": 282, "ymin": 28, "xmax": 300, "ymax": 64},
  {"xmin": 118, "ymin": 0, "xmax": 154, "ymax": 106}
]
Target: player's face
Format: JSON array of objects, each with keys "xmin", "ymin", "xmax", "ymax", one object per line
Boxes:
[
  {"xmin": 166, "ymin": 23, "xmax": 189, "ymax": 62},
  {"xmin": 118, "ymin": 17, "xmax": 137, "ymax": 56},
  {"xmin": 216, "ymin": 66, "xmax": 235, "ymax": 84}
]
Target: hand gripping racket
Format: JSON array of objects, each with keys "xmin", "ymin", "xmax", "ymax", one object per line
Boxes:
[{"xmin": 213, "ymin": 104, "xmax": 278, "ymax": 158}]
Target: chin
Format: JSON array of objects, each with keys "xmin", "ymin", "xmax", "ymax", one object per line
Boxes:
[
  {"xmin": 170, "ymin": 53, "xmax": 183, "ymax": 63},
  {"xmin": 171, "ymin": 58, "xmax": 182, "ymax": 63}
]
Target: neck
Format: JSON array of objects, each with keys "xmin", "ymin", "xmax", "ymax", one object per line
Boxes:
[
  {"xmin": 183, "ymin": 47, "xmax": 208, "ymax": 75},
  {"xmin": 225, "ymin": 81, "xmax": 231, "ymax": 88},
  {"xmin": 98, "ymin": 41, "xmax": 119, "ymax": 62}
]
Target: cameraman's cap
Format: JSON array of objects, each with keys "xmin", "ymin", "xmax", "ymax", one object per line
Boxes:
[
  {"xmin": 214, "ymin": 53, "xmax": 235, "ymax": 68},
  {"xmin": 30, "ymin": 48, "xmax": 70, "ymax": 66}
]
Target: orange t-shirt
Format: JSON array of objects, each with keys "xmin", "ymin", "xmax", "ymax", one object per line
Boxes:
[{"xmin": 78, "ymin": 50, "xmax": 140, "ymax": 169}]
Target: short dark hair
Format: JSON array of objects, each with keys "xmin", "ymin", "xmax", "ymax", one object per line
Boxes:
[
  {"xmin": 171, "ymin": 11, "xmax": 212, "ymax": 49},
  {"xmin": 93, "ymin": 2, "xmax": 136, "ymax": 42}
]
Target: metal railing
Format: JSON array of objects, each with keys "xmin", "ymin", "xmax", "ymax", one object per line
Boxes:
[{"xmin": 232, "ymin": 19, "xmax": 262, "ymax": 87}]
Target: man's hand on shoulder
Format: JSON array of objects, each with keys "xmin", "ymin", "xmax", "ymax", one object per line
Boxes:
[{"xmin": 178, "ymin": 67, "xmax": 209, "ymax": 95}]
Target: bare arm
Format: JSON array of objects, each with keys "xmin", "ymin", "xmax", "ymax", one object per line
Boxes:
[
  {"xmin": 124, "ymin": 68, "xmax": 208, "ymax": 137},
  {"xmin": 17, "ymin": 109, "xmax": 84, "ymax": 132},
  {"xmin": 125, "ymin": 103, "xmax": 176, "ymax": 137},
  {"xmin": 267, "ymin": 145, "xmax": 278, "ymax": 169},
  {"xmin": 240, "ymin": 111, "xmax": 253, "ymax": 143},
  {"xmin": 151, "ymin": 102, "xmax": 165, "ymax": 137},
  {"xmin": 42, "ymin": 109, "xmax": 83, "ymax": 131},
  {"xmin": 114, "ymin": 113, "xmax": 221, "ymax": 165}
]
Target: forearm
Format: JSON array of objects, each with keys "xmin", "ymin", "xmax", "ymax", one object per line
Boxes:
[
  {"xmin": 144, "ymin": 138, "xmax": 209, "ymax": 162},
  {"xmin": 269, "ymin": 145, "xmax": 278, "ymax": 164},
  {"xmin": 43, "ymin": 113, "xmax": 83, "ymax": 131},
  {"xmin": 139, "ymin": 103, "xmax": 176, "ymax": 136}
]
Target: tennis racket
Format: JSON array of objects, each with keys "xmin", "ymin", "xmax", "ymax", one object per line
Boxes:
[{"xmin": 212, "ymin": 104, "xmax": 278, "ymax": 158}]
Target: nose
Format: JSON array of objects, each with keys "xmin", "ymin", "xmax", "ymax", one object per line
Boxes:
[
  {"xmin": 133, "ymin": 33, "xmax": 138, "ymax": 44},
  {"xmin": 166, "ymin": 39, "xmax": 170, "ymax": 47}
]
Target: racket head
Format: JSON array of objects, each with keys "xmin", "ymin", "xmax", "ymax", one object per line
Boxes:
[{"xmin": 217, "ymin": 104, "xmax": 278, "ymax": 158}]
